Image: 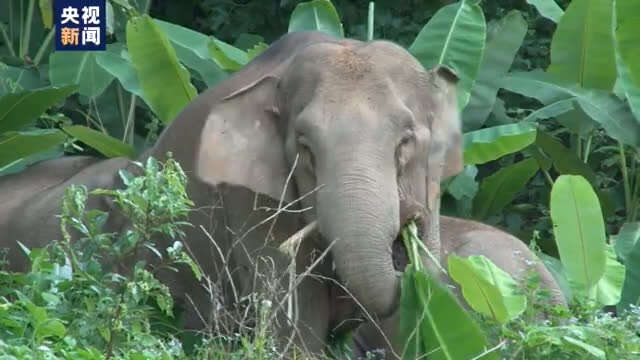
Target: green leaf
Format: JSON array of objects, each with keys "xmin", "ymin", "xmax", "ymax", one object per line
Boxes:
[
  {"xmin": 613, "ymin": 222, "xmax": 640, "ymax": 263},
  {"xmin": 562, "ymin": 336, "xmax": 605, "ymax": 360},
  {"xmin": 501, "ymin": 70, "xmax": 573, "ymax": 104},
  {"xmin": 153, "ymin": 19, "xmax": 228, "ymax": 86},
  {"xmin": 38, "ymin": 0, "xmax": 52, "ymax": 29},
  {"xmin": 502, "ymin": 72, "xmax": 640, "ymax": 146},
  {"xmin": 535, "ymin": 131, "xmax": 597, "ymax": 183},
  {"xmin": 34, "ymin": 319, "xmax": 66, "ymax": 343},
  {"xmin": 409, "ymin": 0, "xmax": 486, "ymax": 109},
  {"xmin": 526, "ymin": 0, "xmax": 564, "ymax": 23},
  {"xmin": 463, "ymin": 122, "xmax": 537, "ymax": 165},
  {"xmin": 0, "ymin": 85, "xmax": 77, "ymax": 133},
  {"xmin": 445, "ymin": 164, "xmax": 478, "ymax": 200},
  {"xmin": 618, "ymin": 240, "xmax": 640, "ymax": 311},
  {"xmin": 95, "ymin": 45, "xmax": 143, "ymax": 97},
  {"xmin": 247, "ymin": 42, "xmax": 269, "ymax": 61},
  {"xmin": 521, "ymin": 98, "xmax": 575, "ymax": 122},
  {"xmin": 547, "ymin": 0, "xmax": 616, "ymax": 90},
  {"xmin": 538, "ymin": 253, "xmax": 572, "ymax": 301},
  {"xmin": 288, "ymin": 0, "xmax": 344, "ymax": 38},
  {"xmin": 615, "ymin": 52, "xmax": 640, "ymax": 121},
  {"xmin": 49, "ymin": 51, "xmax": 115, "ymax": 98},
  {"xmin": 616, "ymin": 0, "xmax": 640, "ymax": 88},
  {"xmin": 0, "ymin": 64, "xmax": 42, "ymax": 96},
  {"xmin": 399, "ymin": 265, "xmax": 496, "ymax": 360},
  {"xmin": 207, "ymin": 37, "xmax": 249, "ymax": 71},
  {"xmin": 473, "ymin": 157, "xmax": 539, "ymax": 219},
  {"xmin": 462, "ymin": 10, "xmax": 527, "ymax": 131},
  {"xmin": 63, "ymin": 125, "xmax": 133, "ymax": 158},
  {"xmin": 126, "ymin": 15, "xmax": 197, "ymax": 124},
  {"xmin": 0, "ymin": 130, "xmax": 66, "ymax": 168},
  {"xmin": 448, "ymin": 254, "xmax": 526, "ymax": 323},
  {"xmin": 550, "ymin": 175, "xmax": 606, "ymax": 296},
  {"xmin": 594, "ymin": 245, "xmax": 625, "ymax": 306}
]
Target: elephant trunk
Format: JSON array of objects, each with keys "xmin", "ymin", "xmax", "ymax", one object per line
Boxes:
[{"xmin": 317, "ymin": 165, "xmax": 401, "ymax": 317}]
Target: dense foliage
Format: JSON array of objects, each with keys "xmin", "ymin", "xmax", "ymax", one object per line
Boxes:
[{"xmin": 1, "ymin": 0, "xmax": 639, "ymax": 358}]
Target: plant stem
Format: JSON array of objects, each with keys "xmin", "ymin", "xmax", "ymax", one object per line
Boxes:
[
  {"xmin": 631, "ymin": 169, "xmax": 640, "ymax": 222},
  {"xmin": 33, "ymin": 27, "xmax": 54, "ymax": 66},
  {"xmin": 18, "ymin": 0, "xmax": 24, "ymax": 58},
  {"xmin": 124, "ymin": 95, "xmax": 137, "ymax": 145},
  {"xmin": 367, "ymin": 2, "xmax": 375, "ymax": 41},
  {"xmin": 542, "ymin": 169, "xmax": 554, "ymax": 187},
  {"xmin": 583, "ymin": 133, "xmax": 593, "ymax": 163},
  {"xmin": 619, "ymin": 142, "xmax": 632, "ymax": 221},
  {"xmin": 576, "ymin": 135, "xmax": 582, "ymax": 160},
  {"xmin": 21, "ymin": 0, "xmax": 35, "ymax": 58},
  {"xmin": 0, "ymin": 23, "xmax": 16, "ymax": 57}
]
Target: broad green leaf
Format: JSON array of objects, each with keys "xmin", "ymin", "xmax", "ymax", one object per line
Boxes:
[
  {"xmin": 618, "ymin": 240, "xmax": 640, "ymax": 311},
  {"xmin": 38, "ymin": 0, "xmax": 52, "ymax": 29},
  {"xmin": 535, "ymin": 131, "xmax": 597, "ymax": 183},
  {"xmin": 247, "ymin": 42, "xmax": 269, "ymax": 61},
  {"xmin": 126, "ymin": 15, "xmax": 197, "ymax": 124},
  {"xmin": 616, "ymin": 0, "xmax": 640, "ymax": 88},
  {"xmin": 526, "ymin": 0, "xmax": 564, "ymax": 23},
  {"xmin": 399, "ymin": 265, "xmax": 495, "ymax": 360},
  {"xmin": 501, "ymin": 70, "xmax": 574, "ymax": 104},
  {"xmin": 547, "ymin": 0, "xmax": 616, "ymax": 90},
  {"xmin": 153, "ymin": 19, "xmax": 228, "ymax": 85},
  {"xmin": 539, "ymin": 253, "xmax": 572, "ymax": 301},
  {"xmin": 153, "ymin": 19, "xmax": 211, "ymax": 59},
  {"xmin": 550, "ymin": 175, "xmax": 606, "ymax": 296},
  {"xmin": 0, "ymin": 65, "xmax": 42, "ymax": 96},
  {"xmin": 63, "ymin": 125, "xmax": 133, "ymax": 158},
  {"xmin": 409, "ymin": 0, "xmax": 486, "ymax": 109},
  {"xmin": 0, "ymin": 85, "xmax": 77, "ymax": 133},
  {"xmin": 576, "ymin": 91, "xmax": 640, "ymax": 147},
  {"xmin": 49, "ymin": 51, "xmax": 115, "ymax": 98},
  {"xmin": 473, "ymin": 157, "xmax": 539, "ymax": 219},
  {"xmin": 613, "ymin": 222, "xmax": 640, "ymax": 263},
  {"xmin": 288, "ymin": 0, "xmax": 344, "ymax": 38},
  {"xmin": 207, "ymin": 37, "xmax": 249, "ymax": 71},
  {"xmin": 34, "ymin": 319, "xmax": 66, "ymax": 342},
  {"xmin": 502, "ymin": 72, "xmax": 640, "ymax": 146},
  {"xmin": 521, "ymin": 98, "xmax": 575, "ymax": 122},
  {"xmin": 594, "ymin": 245, "xmax": 625, "ymax": 306},
  {"xmin": 0, "ymin": 130, "xmax": 66, "ymax": 168},
  {"xmin": 615, "ymin": 52, "xmax": 640, "ymax": 121},
  {"xmin": 562, "ymin": 337, "xmax": 606, "ymax": 360},
  {"xmin": 448, "ymin": 254, "xmax": 526, "ymax": 323},
  {"xmin": 95, "ymin": 45, "xmax": 143, "ymax": 97},
  {"xmin": 462, "ymin": 10, "xmax": 527, "ymax": 131},
  {"xmin": 445, "ymin": 164, "xmax": 478, "ymax": 200},
  {"xmin": 463, "ymin": 122, "xmax": 537, "ymax": 165}
]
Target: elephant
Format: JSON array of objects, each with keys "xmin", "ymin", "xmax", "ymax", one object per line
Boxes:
[
  {"xmin": 345, "ymin": 215, "xmax": 566, "ymax": 359},
  {"xmin": 0, "ymin": 30, "xmax": 563, "ymax": 356}
]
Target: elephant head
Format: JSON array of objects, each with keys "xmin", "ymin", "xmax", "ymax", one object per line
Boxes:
[{"xmin": 192, "ymin": 31, "xmax": 462, "ymax": 318}]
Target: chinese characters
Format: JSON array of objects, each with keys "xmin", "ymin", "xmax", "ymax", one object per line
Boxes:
[{"xmin": 55, "ymin": 0, "xmax": 106, "ymax": 50}]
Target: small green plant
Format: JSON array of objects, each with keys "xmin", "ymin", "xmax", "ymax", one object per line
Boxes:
[{"xmin": 0, "ymin": 155, "xmax": 196, "ymax": 359}]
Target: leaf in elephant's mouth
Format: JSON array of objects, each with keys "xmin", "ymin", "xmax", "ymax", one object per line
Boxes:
[{"xmin": 393, "ymin": 221, "xmax": 420, "ymax": 272}]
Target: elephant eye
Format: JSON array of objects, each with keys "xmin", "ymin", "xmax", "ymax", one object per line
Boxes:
[
  {"xmin": 297, "ymin": 137, "xmax": 315, "ymax": 173},
  {"xmin": 396, "ymin": 132, "xmax": 415, "ymax": 172}
]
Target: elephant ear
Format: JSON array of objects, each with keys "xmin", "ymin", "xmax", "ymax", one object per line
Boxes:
[
  {"xmin": 426, "ymin": 64, "xmax": 462, "ymax": 209},
  {"xmin": 196, "ymin": 75, "xmax": 295, "ymax": 203}
]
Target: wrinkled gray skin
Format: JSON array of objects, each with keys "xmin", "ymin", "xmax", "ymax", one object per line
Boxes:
[{"xmin": 0, "ymin": 31, "xmax": 563, "ymax": 356}]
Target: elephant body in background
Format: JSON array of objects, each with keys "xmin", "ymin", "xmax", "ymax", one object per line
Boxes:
[{"xmin": 0, "ymin": 30, "xmax": 563, "ymax": 356}]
